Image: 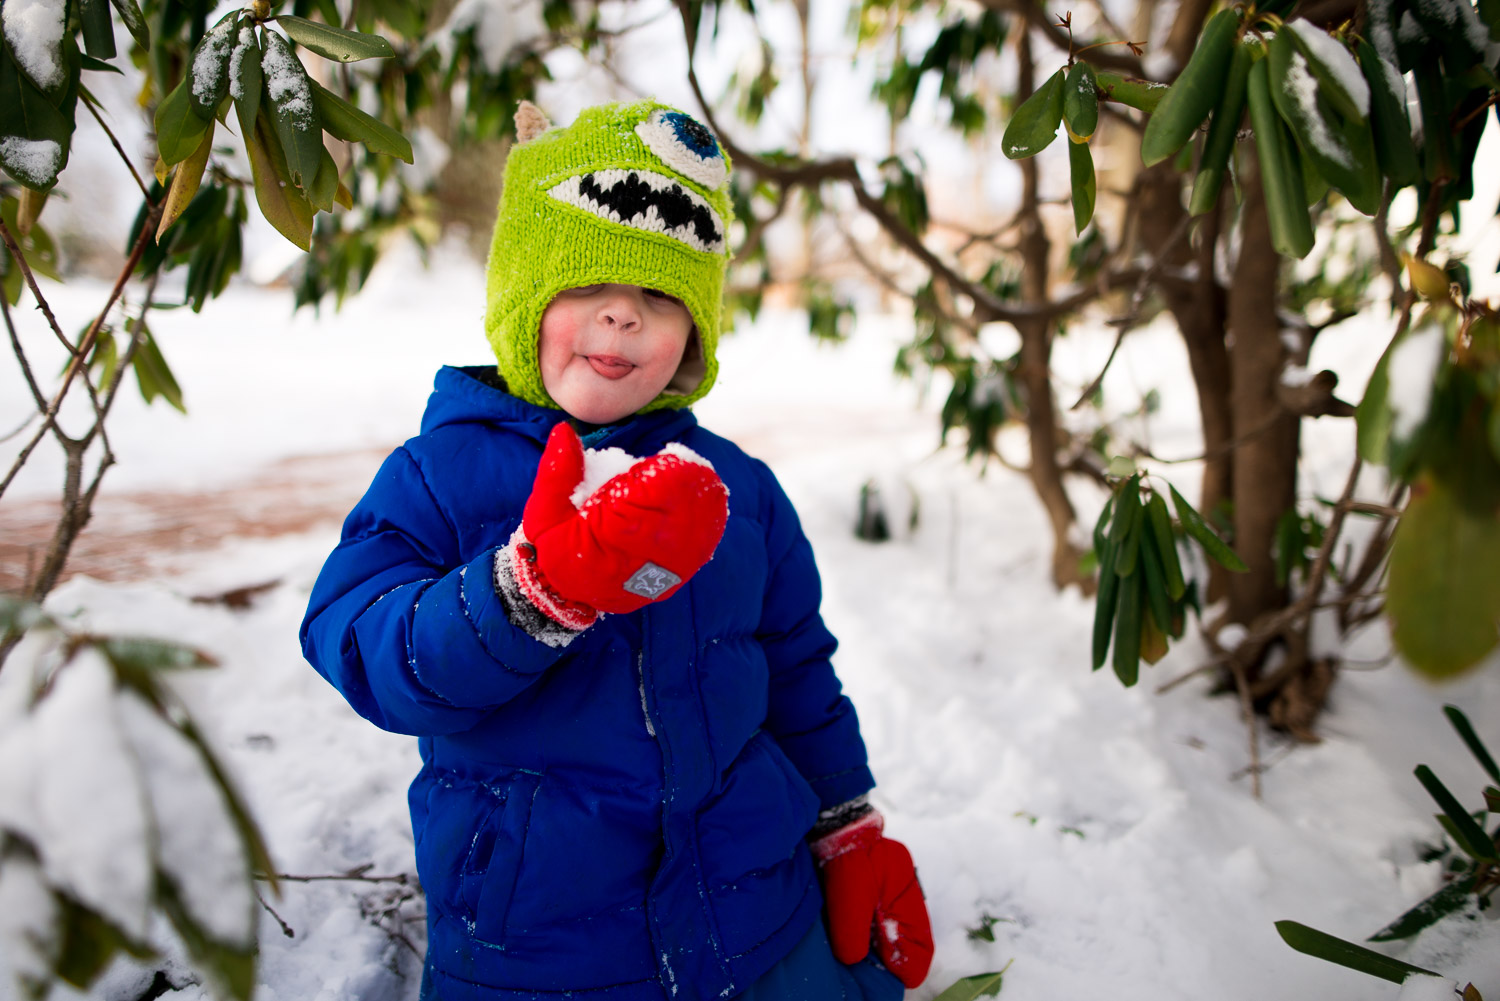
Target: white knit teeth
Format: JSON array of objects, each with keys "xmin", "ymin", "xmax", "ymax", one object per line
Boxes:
[{"xmin": 548, "ymin": 169, "xmax": 726, "ymax": 255}]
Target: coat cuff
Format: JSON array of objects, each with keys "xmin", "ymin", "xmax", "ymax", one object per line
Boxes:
[{"xmin": 493, "ymin": 529, "xmax": 597, "ymax": 647}]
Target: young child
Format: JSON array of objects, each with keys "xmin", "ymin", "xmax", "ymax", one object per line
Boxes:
[{"xmin": 301, "ymin": 99, "xmax": 933, "ymax": 1001}]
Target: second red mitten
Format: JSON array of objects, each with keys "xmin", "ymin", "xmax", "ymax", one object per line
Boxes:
[{"xmin": 812, "ymin": 810, "xmax": 934, "ymax": 989}]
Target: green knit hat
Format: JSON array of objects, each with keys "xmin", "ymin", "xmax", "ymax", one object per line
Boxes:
[{"xmin": 484, "ymin": 99, "xmax": 735, "ymax": 413}]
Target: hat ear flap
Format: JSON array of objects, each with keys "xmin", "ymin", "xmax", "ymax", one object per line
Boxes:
[{"xmin": 515, "ymin": 101, "xmax": 552, "ymax": 143}]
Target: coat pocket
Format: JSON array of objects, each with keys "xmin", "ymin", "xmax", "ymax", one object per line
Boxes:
[{"xmin": 416, "ymin": 770, "xmax": 540, "ymax": 943}]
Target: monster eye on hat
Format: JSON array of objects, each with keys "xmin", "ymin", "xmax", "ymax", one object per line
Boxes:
[{"xmin": 484, "ymin": 100, "xmax": 735, "ymax": 413}]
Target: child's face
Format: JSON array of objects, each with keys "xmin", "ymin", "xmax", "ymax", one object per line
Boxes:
[{"xmin": 537, "ymin": 283, "xmax": 694, "ymax": 424}]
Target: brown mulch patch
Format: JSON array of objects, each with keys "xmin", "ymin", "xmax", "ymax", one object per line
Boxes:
[{"xmin": 0, "ymin": 448, "xmax": 390, "ymax": 592}]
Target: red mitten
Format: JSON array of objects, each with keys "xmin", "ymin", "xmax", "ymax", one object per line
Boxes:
[
  {"xmin": 811, "ymin": 811, "xmax": 934, "ymax": 989},
  {"xmin": 515, "ymin": 423, "xmax": 729, "ymax": 620}
]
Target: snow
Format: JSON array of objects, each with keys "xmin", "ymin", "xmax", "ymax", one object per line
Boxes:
[
  {"xmin": 191, "ymin": 16, "xmax": 238, "ymax": 107},
  {"xmin": 1386, "ymin": 323, "xmax": 1445, "ymax": 442},
  {"xmin": 0, "ymin": 0, "xmax": 65, "ymax": 92},
  {"xmin": 0, "ymin": 137, "xmax": 61, "ymax": 188},
  {"xmin": 2, "ymin": 249, "xmax": 1499, "ymax": 1000},
  {"xmin": 229, "ymin": 26, "xmax": 258, "ymax": 102},
  {"xmin": 117, "ymin": 693, "xmax": 256, "ymax": 948},
  {"xmin": 1286, "ymin": 20, "xmax": 1369, "ymax": 118},
  {"xmin": 0, "ymin": 648, "xmax": 154, "ymax": 942},
  {"xmin": 570, "ymin": 442, "xmax": 715, "ymax": 506},
  {"xmin": 572, "ymin": 446, "xmax": 639, "ymax": 505},
  {"xmin": 1285, "ymin": 52, "xmax": 1353, "ymax": 169},
  {"xmin": 1397, "ymin": 974, "xmax": 1461, "ymax": 1000},
  {"xmin": 260, "ymin": 32, "xmax": 313, "ymax": 123}
]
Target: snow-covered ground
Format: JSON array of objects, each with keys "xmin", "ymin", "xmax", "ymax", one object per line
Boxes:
[{"xmin": 2, "ymin": 242, "xmax": 1499, "ymax": 1001}]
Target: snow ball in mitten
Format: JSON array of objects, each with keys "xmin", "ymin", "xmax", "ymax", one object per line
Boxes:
[{"xmin": 569, "ymin": 442, "xmax": 718, "ymax": 508}]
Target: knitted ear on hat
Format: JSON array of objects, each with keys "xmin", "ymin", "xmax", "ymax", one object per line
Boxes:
[{"xmin": 484, "ymin": 100, "xmax": 735, "ymax": 412}]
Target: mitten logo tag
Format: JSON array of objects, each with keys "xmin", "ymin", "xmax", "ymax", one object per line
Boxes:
[{"xmin": 623, "ymin": 563, "xmax": 681, "ymax": 599}]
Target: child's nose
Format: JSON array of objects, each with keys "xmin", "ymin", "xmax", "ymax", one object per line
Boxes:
[{"xmin": 596, "ymin": 289, "xmax": 641, "ymax": 332}]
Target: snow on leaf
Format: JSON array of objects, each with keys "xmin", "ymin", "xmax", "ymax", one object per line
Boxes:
[
  {"xmin": 228, "ymin": 25, "xmax": 257, "ymax": 102},
  {"xmin": 1284, "ymin": 52, "xmax": 1353, "ymax": 168},
  {"xmin": 0, "ymin": 137, "xmax": 62, "ymax": 189},
  {"xmin": 117, "ymin": 693, "xmax": 255, "ymax": 949},
  {"xmin": 0, "ymin": 650, "xmax": 153, "ymax": 941},
  {"xmin": 1, "ymin": 0, "xmax": 66, "ymax": 91},
  {"xmin": 259, "ymin": 31, "xmax": 313, "ymax": 124},
  {"xmin": 1286, "ymin": 20, "xmax": 1369, "ymax": 117},
  {"xmin": 192, "ymin": 16, "xmax": 238, "ymax": 108}
]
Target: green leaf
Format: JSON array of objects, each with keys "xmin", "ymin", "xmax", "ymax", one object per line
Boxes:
[
  {"xmin": 231, "ymin": 25, "xmax": 262, "ymax": 140},
  {"xmin": 154, "ymin": 76, "xmax": 212, "ymax": 167},
  {"xmin": 1276, "ymin": 921, "xmax": 1439, "ymax": 983},
  {"xmin": 79, "ymin": 0, "xmax": 117, "ymax": 60},
  {"xmin": 154, "ymin": 875, "xmax": 257, "ymax": 1001},
  {"xmin": 79, "ymin": 53, "xmax": 124, "ymax": 74},
  {"xmin": 260, "ymin": 31, "xmax": 323, "ymax": 189},
  {"xmin": 55, "ymin": 896, "xmax": 132, "ymax": 990},
  {"xmin": 1245, "ymin": 55, "xmax": 1314, "ymax": 258},
  {"xmin": 1138, "ymin": 517, "xmax": 1174, "ymax": 641},
  {"xmin": 131, "ymin": 328, "xmax": 185, "ymax": 413},
  {"xmin": 309, "ymin": 80, "xmax": 413, "ymax": 162},
  {"xmin": 1093, "ymin": 72, "xmax": 1168, "ymax": 114},
  {"xmin": 1169, "ymin": 484, "xmax": 1249, "ymax": 572},
  {"xmin": 1140, "ymin": 8, "xmax": 1240, "ymax": 166},
  {"xmin": 1145, "ymin": 492, "xmax": 1185, "ymax": 600},
  {"xmin": 1387, "ymin": 476, "xmax": 1500, "ymax": 679},
  {"xmin": 1267, "ymin": 28, "xmax": 1381, "ymax": 216},
  {"xmin": 1356, "ymin": 331, "xmax": 1397, "ymax": 465},
  {"xmin": 1113, "ymin": 573, "xmax": 1143, "ymax": 686},
  {"xmin": 1002, "ymin": 68, "xmax": 1064, "ymax": 159},
  {"xmin": 1444, "ymin": 705, "xmax": 1500, "ymax": 784},
  {"xmin": 1092, "ymin": 494, "xmax": 1115, "ymax": 555},
  {"xmin": 931, "ymin": 964, "xmax": 1011, "ymax": 1000},
  {"xmin": 1415, "ymin": 765, "xmax": 1498, "ymax": 862},
  {"xmin": 1112, "ymin": 475, "xmax": 1144, "ymax": 577},
  {"xmin": 1093, "ymin": 534, "xmax": 1120, "ymax": 671},
  {"xmin": 187, "ymin": 13, "xmax": 239, "ymax": 121},
  {"xmin": 1068, "ymin": 138, "xmax": 1095, "ymax": 234},
  {"xmin": 1280, "ymin": 20, "xmax": 1366, "ymax": 122},
  {"xmin": 1357, "ymin": 40, "xmax": 1419, "ymax": 189},
  {"xmin": 176, "ymin": 717, "xmax": 281, "ymax": 899},
  {"xmin": 1369, "ymin": 874, "xmax": 1479, "ymax": 941},
  {"xmin": 0, "ymin": 34, "xmax": 75, "ymax": 190},
  {"xmin": 246, "ymin": 110, "xmax": 313, "ymax": 250},
  {"xmin": 107, "ymin": 0, "xmax": 151, "ymax": 51},
  {"xmin": 1062, "ymin": 61, "xmax": 1099, "ymax": 141},
  {"xmin": 273, "ymin": 15, "xmax": 396, "ymax": 62},
  {"xmin": 99, "ymin": 637, "xmax": 217, "ymax": 676}
]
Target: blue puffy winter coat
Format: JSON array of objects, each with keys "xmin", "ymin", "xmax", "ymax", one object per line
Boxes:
[{"xmin": 301, "ymin": 366, "xmax": 875, "ymax": 1001}]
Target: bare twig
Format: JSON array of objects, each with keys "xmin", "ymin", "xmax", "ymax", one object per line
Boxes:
[
  {"xmin": 0, "ymin": 217, "xmax": 76, "ymax": 354},
  {"xmin": 1, "ymin": 290, "xmax": 48, "ymax": 413},
  {"xmin": 0, "ymin": 200, "xmax": 161, "ymax": 502},
  {"xmin": 267, "ymin": 871, "xmax": 414, "ymax": 885},
  {"xmin": 257, "ymin": 889, "xmax": 296, "ymax": 938}
]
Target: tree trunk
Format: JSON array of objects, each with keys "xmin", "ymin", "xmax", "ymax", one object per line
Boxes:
[
  {"xmin": 1133, "ymin": 165, "xmax": 1233, "ymax": 560},
  {"xmin": 1225, "ymin": 147, "xmax": 1300, "ymax": 642},
  {"xmin": 1014, "ymin": 32, "xmax": 1085, "ymax": 589}
]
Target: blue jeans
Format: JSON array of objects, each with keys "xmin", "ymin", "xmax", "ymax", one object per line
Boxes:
[
  {"xmin": 418, "ymin": 922, "xmax": 904, "ymax": 1000},
  {"xmin": 733, "ymin": 921, "xmax": 905, "ymax": 1000}
]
